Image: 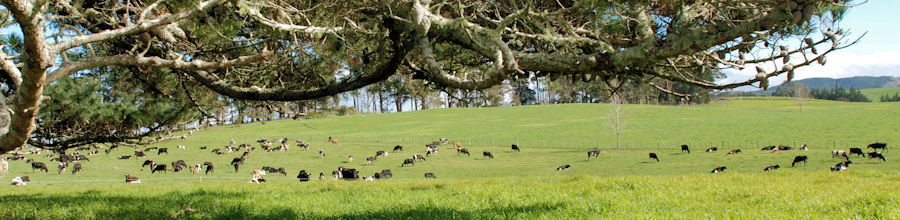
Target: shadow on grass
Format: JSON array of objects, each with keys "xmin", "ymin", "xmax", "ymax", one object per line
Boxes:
[{"xmin": 2, "ymin": 190, "xmax": 566, "ymax": 219}]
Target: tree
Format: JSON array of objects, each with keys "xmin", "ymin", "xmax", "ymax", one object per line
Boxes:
[
  {"xmin": 0, "ymin": 0, "xmax": 860, "ymax": 153},
  {"xmin": 609, "ymin": 94, "xmax": 626, "ymax": 149}
]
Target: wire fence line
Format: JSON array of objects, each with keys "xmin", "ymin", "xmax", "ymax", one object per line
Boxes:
[{"xmin": 283, "ymin": 135, "xmax": 894, "ymax": 151}]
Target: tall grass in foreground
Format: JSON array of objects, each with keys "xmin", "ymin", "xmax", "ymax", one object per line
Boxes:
[{"xmin": 2, "ymin": 172, "xmax": 897, "ymax": 219}]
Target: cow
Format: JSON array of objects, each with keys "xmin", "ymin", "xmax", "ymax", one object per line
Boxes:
[
  {"xmin": 763, "ymin": 164, "xmax": 780, "ymax": 172},
  {"xmin": 298, "ymin": 143, "xmax": 310, "ymax": 151},
  {"xmin": 125, "ymin": 174, "xmax": 141, "ymax": 183},
  {"xmin": 231, "ymin": 157, "xmax": 244, "ymax": 165},
  {"xmin": 761, "ymin": 146, "xmax": 777, "ymax": 151},
  {"xmin": 145, "ymin": 147, "xmax": 158, "ymax": 152},
  {"xmin": 376, "ymin": 151, "xmax": 388, "ymax": 158},
  {"xmin": 440, "ymin": 138, "xmax": 449, "ymax": 145},
  {"xmin": 250, "ymin": 170, "xmax": 266, "ymax": 184},
  {"xmin": 328, "ymin": 137, "xmax": 339, "ymax": 144},
  {"xmin": 778, "ymin": 145, "xmax": 793, "ymax": 151},
  {"xmin": 151, "ymin": 164, "xmax": 167, "ymax": 174},
  {"xmin": 190, "ymin": 164, "xmax": 201, "ymax": 175},
  {"xmin": 457, "ymin": 148, "xmax": 470, "ymax": 156},
  {"xmin": 588, "ymin": 150, "xmax": 600, "ymax": 159},
  {"xmin": 706, "ymin": 147, "xmax": 718, "ymax": 152},
  {"xmin": 413, "ymin": 154, "xmax": 426, "ymax": 161},
  {"xmin": 483, "ymin": 151, "xmax": 494, "ymax": 159},
  {"xmin": 426, "ymin": 145, "xmax": 438, "ymax": 156},
  {"xmin": 200, "ymin": 146, "xmax": 208, "ymax": 150},
  {"xmin": 31, "ymin": 161, "xmax": 48, "ymax": 173},
  {"xmin": 366, "ymin": 157, "xmax": 376, "ymax": 165},
  {"xmin": 158, "ymin": 148, "xmax": 168, "ymax": 155},
  {"xmin": 727, "ymin": 149, "xmax": 742, "ymax": 154},
  {"xmin": 134, "ymin": 151, "xmax": 146, "ymax": 157},
  {"xmin": 319, "ymin": 173, "xmax": 325, "ymax": 180},
  {"xmin": 375, "ymin": 169, "xmax": 392, "ymax": 179},
  {"xmin": 72, "ymin": 163, "xmax": 82, "ymax": 175},
  {"xmin": 75, "ymin": 155, "xmax": 89, "ymax": 161},
  {"xmin": 681, "ymin": 145, "xmax": 690, "ymax": 154},
  {"xmin": 831, "ymin": 161, "xmax": 852, "ymax": 172},
  {"xmin": 340, "ymin": 168, "xmax": 360, "ymax": 180},
  {"xmin": 203, "ymin": 162, "xmax": 214, "ymax": 175},
  {"xmin": 297, "ymin": 170, "xmax": 311, "ymax": 182},
  {"xmin": 172, "ymin": 160, "xmax": 187, "ymax": 172},
  {"xmin": 868, "ymin": 152, "xmax": 887, "ymax": 162},
  {"xmin": 832, "ymin": 150, "xmax": 846, "ymax": 158},
  {"xmin": 319, "ymin": 150, "xmax": 326, "ymax": 158},
  {"xmin": 57, "ymin": 162, "xmax": 67, "ymax": 174},
  {"xmin": 710, "ymin": 166, "xmax": 727, "ymax": 173},
  {"xmin": 332, "ymin": 171, "xmax": 342, "ymax": 180},
  {"xmin": 557, "ymin": 164, "xmax": 571, "ymax": 171},
  {"xmin": 867, "ymin": 143, "xmax": 887, "ymax": 152},
  {"xmin": 233, "ymin": 162, "xmax": 240, "ymax": 173},
  {"xmin": 142, "ymin": 160, "xmax": 154, "ymax": 168},
  {"xmin": 800, "ymin": 144, "xmax": 808, "ymax": 150},
  {"xmin": 424, "ymin": 173, "xmax": 436, "ymax": 178},
  {"xmin": 118, "ymin": 155, "xmax": 131, "ymax": 160},
  {"xmin": 649, "ymin": 153, "xmax": 659, "ymax": 162},
  {"xmin": 402, "ymin": 159, "xmax": 415, "ymax": 167},
  {"xmin": 849, "ymin": 148, "xmax": 865, "ymax": 157},
  {"xmin": 393, "ymin": 145, "xmax": 403, "ymax": 152},
  {"xmin": 511, "ymin": 144, "xmax": 520, "ymax": 152},
  {"xmin": 276, "ymin": 168, "xmax": 288, "ymax": 176},
  {"xmin": 792, "ymin": 156, "xmax": 808, "ymax": 167},
  {"xmin": 177, "ymin": 145, "xmax": 186, "ymax": 150},
  {"xmin": 11, "ymin": 176, "xmax": 30, "ymax": 186},
  {"xmin": 348, "ymin": 155, "xmax": 354, "ymax": 162}
]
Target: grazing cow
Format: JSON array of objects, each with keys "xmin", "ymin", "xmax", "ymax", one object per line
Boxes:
[
  {"xmin": 31, "ymin": 162, "xmax": 48, "ymax": 173},
  {"xmin": 511, "ymin": 144, "xmax": 520, "ymax": 152},
  {"xmin": 375, "ymin": 169, "xmax": 393, "ymax": 179},
  {"xmin": 142, "ymin": 160, "xmax": 154, "ymax": 168},
  {"xmin": 831, "ymin": 161, "xmax": 852, "ymax": 171},
  {"xmin": 376, "ymin": 151, "xmax": 388, "ymax": 158},
  {"xmin": 868, "ymin": 152, "xmax": 887, "ymax": 162},
  {"xmin": 276, "ymin": 168, "xmax": 287, "ymax": 176},
  {"xmin": 319, "ymin": 173, "xmax": 325, "ymax": 180},
  {"xmin": 727, "ymin": 149, "xmax": 742, "ymax": 154},
  {"xmin": 75, "ymin": 155, "xmax": 89, "ymax": 161},
  {"xmin": 557, "ymin": 164, "xmax": 571, "ymax": 171},
  {"xmin": 72, "ymin": 163, "xmax": 82, "ymax": 175},
  {"xmin": 366, "ymin": 157, "xmax": 376, "ymax": 165},
  {"xmin": 297, "ymin": 170, "xmax": 311, "ymax": 182},
  {"xmin": 402, "ymin": 159, "xmax": 415, "ymax": 167},
  {"xmin": 11, "ymin": 176, "xmax": 30, "ymax": 186},
  {"xmin": 849, "ymin": 148, "xmax": 865, "ymax": 157},
  {"xmin": 0, "ymin": 157, "xmax": 8, "ymax": 176},
  {"xmin": 328, "ymin": 137, "xmax": 339, "ymax": 144},
  {"xmin": 710, "ymin": 166, "xmax": 727, "ymax": 173},
  {"xmin": 483, "ymin": 151, "xmax": 494, "ymax": 159},
  {"xmin": 57, "ymin": 162, "xmax": 67, "ymax": 174},
  {"xmin": 125, "ymin": 174, "xmax": 141, "ymax": 183},
  {"xmin": 648, "ymin": 153, "xmax": 659, "ymax": 162},
  {"xmin": 424, "ymin": 173, "xmax": 436, "ymax": 178},
  {"xmin": 231, "ymin": 157, "xmax": 244, "ymax": 166},
  {"xmin": 457, "ymin": 148, "xmax": 470, "ymax": 156},
  {"xmin": 763, "ymin": 164, "xmax": 780, "ymax": 172},
  {"xmin": 118, "ymin": 155, "xmax": 131, "ymax": 160},
  {"xmin": 393, "ymin": 145, "xmax": 403, "ymax": 152},
  {"xmin": 792, "ymin": 156, "xmax": 808, "ymax": 167},
  {"xmin": 681, "ymin": 145, "xmax": 690, "ymax": 154},
  {"xmin": 204, "ymin": 162, "xmax": 214, "ymax": 175},
  {"xmin": 867, "ymin": 143, "xmax": 887, "ymax": 152},
  {"xmin": 706, "ymin": 147, "xmax": 718, "ymax": 152},
  {"xmin": 761, "ymin": 146, "xmax": 777, "ymax": 151},
  {"xmin": 190, "ymin": 164, "xmax": 201, "ymax": 175},
  {"xmin": 172, "ymin": 160, "xmax": 187, "ymax": 172},
  {"xmin": 413, "ymin": 154, "xmax": 426, "ymax": 161},
  {"xmin": 297, "ymin": 143, "xmax": 310, "ymax": 151},
  {"xmin": 158, "ymin": 148, "xmax": 168, "ymax": 155},
  {"xmin": 319, "ymin": 150, "xmax": 326, "ymax": 158},
  {"xmin": 588, "ymin": 150, "xmax": 600, "ymax": 159},
  {"xmin": 426, "ymin": 145, "xmax": 438, "ymax": 156},
  {"xmin": 151, "ymin": 164, "xmax": 167, "ymax": 174}
]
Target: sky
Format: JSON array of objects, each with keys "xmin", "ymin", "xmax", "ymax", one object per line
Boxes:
[{"xmin": 720, "ymin": 0, "xmax": 900, "ymax": 90}]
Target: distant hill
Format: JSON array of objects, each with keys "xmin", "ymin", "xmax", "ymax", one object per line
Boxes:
[{"xmin": 759, "ymin": 76, "xmax": 899, "ymax": 94}]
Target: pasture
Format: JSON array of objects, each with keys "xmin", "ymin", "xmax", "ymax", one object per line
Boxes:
[
  {"xmin": 1, "ymin": 97, "xmax": 898, "ymax": 218},
  {"xmin": 861, "ymin": 87, "xmax": 900, "ymax": 102}
]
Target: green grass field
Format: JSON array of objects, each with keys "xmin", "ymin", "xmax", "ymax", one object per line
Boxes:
[
  {"xmin": 1, "ymin": 97, "xmax": 898, "ymax": 218},
  {"xmin": 861, "ymin": 87, "xmax": 900, "ymax": 102}
]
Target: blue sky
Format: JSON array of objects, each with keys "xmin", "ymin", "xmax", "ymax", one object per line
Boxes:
[{"xmin": 722, "ymin": 0, "xmax": 900, "ymax": 89}]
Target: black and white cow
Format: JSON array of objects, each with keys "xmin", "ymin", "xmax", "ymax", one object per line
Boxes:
[
  {"xmin": 710, "ymin": 166, "xmax": 727, "ymax": 173},
  {"xmin": 556, "ymin": 164, "xmax": 571, "ymax": 171},
  {"xmin": 366, "ymin": 157, "xmax": 376, "ymax": 165},
  {"xmin": 587, "ymin": 150, "xmax": 600, "ymax": 159},
  {"xmin": 393, "ymin": 145, "xmax": 403, "ymax": 152},
  {"xmin": 204, "ymin": 162, "xmax": 214, "ymax": 175},
  {"xmin": 727, "ymin": 149, "xmax": 742, "ymax": 154},
  {"xmin": 706, "ymin": 147, "xmax": 718, "ymax": 152},
  {"xmin": 11, "ymin": 176, "xmax": 30, "ymax": 186},
  {"xmin": 763, "ymin": 164, "xmax": 780, "ymax": 172},
  {"xmin": 867, "ymin": 143, "xmax": 887, "ymax": 152},
  {"xmin": 424, "ymin": 173, "xmax": 436, "ymax": 178},
  {"xmin": 151, "ymin": 164, "xmax": 167, "ymax": 174},
  {"xmin": 868, "ymin": 151, "xmax": 887, "ymax": 162},
  {"xmin": 402, "ymin": 159, "xmax": 416, "ymax": 167},
  {"xmin": 157, "ymin": 148, "xmax": 168, "ymax": 155},
  {"xmin": 457, "ymin": 148, "xmax": 470, "ymax": 156},
  {"xmin": 791, "ymin": 155, "xmax": 808, "ymax": 167},
  {"xmin": 831, "ymin": 161, "xmax": 853, "ymax": 171}
]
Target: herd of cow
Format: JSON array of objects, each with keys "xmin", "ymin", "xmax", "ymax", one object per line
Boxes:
[
  {"xmin": 0, "ymin": 138, "xmax": 890, "ymax": 186},
  {"xmin": 639, "ymin": 143, "xmax": 888, "ymax": 174}
]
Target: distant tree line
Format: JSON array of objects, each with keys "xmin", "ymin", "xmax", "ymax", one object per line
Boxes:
[
  {"xmin": 880, "ymin": 93, "xmax": 900, "ymax": 102},
  {"xmin": 808, "ymin": 86, "xmax": 870, "ymax": 102}
]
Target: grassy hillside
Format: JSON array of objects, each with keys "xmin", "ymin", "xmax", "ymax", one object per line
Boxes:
[
  {"xmin": 861, "ymin": 87, "xmax": 900, "ymax": 102},
  {"xmin": 1, "ymin": 97, "xmax": 898, "ymax": 218}
]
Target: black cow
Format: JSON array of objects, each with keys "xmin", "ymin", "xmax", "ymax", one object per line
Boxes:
[
  {"xmin": 681, "ymin": 145, "xmax": 690, "ymax": 154},
  {"xmin": 649, "ymin": 153, "xmax": 659, "ymax": 162},
  {"xmin": 511, "ymin": 144, "xmax": 520, "ymax": 152},
  {"xmin": 706, "ymin": 147, "xmax": 718, "ymax": 152},
  {"xmin": 778, "ymin": 145, "xmax": 793, "ymax": 151},
  {"xmin": 424, "ymin": 173, "xmax": 436, "ymax": 178},
  {"xmin": 31, "ymin": 162, "xmax": 48, "ymax": 173},
  {"xmin": 457, "ymin": 148, "xmax": 470, "ymax": 156},
  {"xmin": 158, "ymin": 148, "xmax": 168, "ymax": 155},
  {"xmin": 727, "ymin": 149, "xmax": 742, "ymax": 154},
  {"xmin": 763, "ymin": 164, "xmax": 780, "ymax": 171},
  {"xmin": 711, "ymin": 166, "xmax": 727, "ymax": 173},
  {"xmin": 297, "ymin": 170, "xmax": 311, "ymax": 181},
  {"xmin": 231, "ymin": 157, "xmax": 244, "ymax": 165},
  {"xmin": 483, "ymin": 151, "xmax": 494, "ymax": 159},
  {"xmin": 792, "ymin": 156, "xmax": 808, "ymax": 167},
  {"xmin": 151, "ymin": 164, "xmax": 167, "ymax": 174},
  {"xmin": 341, "ymin": 168, "xmax": 359, "ymax": 180},
  {"xmin": 118, "ymin": 155, "xmax": 131, "ymax": 160},
  {"xmin": 375, "ymin": 170, "xmax": 392, "ymax": 179},
  {"xmin": 557, "ymin": 164, "xmax": 571, "ymax": 171},
  {"xmin": 142, "ymin": 160, "xmax": 154, "ymax": 168},
  {"xmin": 276, "ymin": 167, "xmax": 287, "ymax": 176},
  {"xmin": 200, "ymin": 146, "xmax": 208, "ymax": 150},
  {"xmin": 868, "ymin": 152, "xmax": 887, "ymax": 162},
  {"xmin": 761, "ymin": 146, "xmax": 777, "ymax": 151},
  {"xmin": 402, "ymin": 159, "xmax": 415, "ymax": 167},
  {"xmin": 72, "ymin": 163, "xmax": 82, "ymax": 175},
  {"xmin": 867, "ymin": 143, "xmax": 887, "ymax": 152},
  {"xmin": 849, "ymin": 148, "xmax": 865, "ymax": 157},
  {"xmin": 393, "ymin": 145, "xmax": 403, "ymax": 152},
  {"xmin": 204, "ymin": 162, "xmax": 214, "ymax": 175},
  {"xmin": 588, "ymin": 150, "xmax": 600, "ymax": 158},
  {"xmin": 233, "ymin": 162, "xmax": 240, "ymax": 172}
]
